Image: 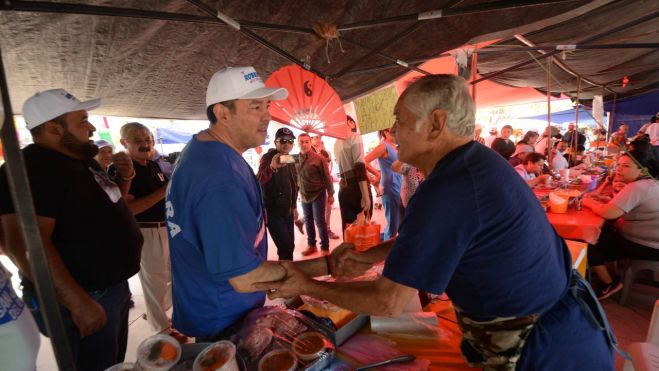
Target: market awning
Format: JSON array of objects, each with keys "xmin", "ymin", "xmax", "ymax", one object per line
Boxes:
[{"xmin": 0, "ymin": 0, "xmax": 615, "ymax": 120}]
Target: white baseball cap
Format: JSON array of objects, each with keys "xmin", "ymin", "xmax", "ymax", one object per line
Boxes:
[
  {"xmin": 94, "ymin": 139, "xmax": 114, "ymax": 150},
  {"xmin": 206, "ymin": 66, "xmax": 288, "ymax": 107},
  {"xmin": 22, "ymin": 89, "xmax": 101, "ymax": 130}
]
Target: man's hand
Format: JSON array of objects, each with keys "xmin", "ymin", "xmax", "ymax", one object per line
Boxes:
[
  {"xmin": 329, "ymin": 243, "xmax": 372, "ymax": 278},
  {"xmin": 112, "ymin": 152, "xmax": 134, "ymax": 179},
  {"xmin": 270, "ymin": 153, "xmax": 286, "ymax": 170},
  {"xmin": 70, "ymin": 295, "xmax": 107, "ymax": 337},
  {"xmin": 360, "ymin": 194, "xmax": 371, "ymax": 214},
  {"xmin": 253, "ymin": 261, "xmax": 313, "ymax": 300}
]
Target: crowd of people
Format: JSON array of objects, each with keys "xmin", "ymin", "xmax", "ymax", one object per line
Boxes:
[{"xmin": 0, "ymin": 66, "xmax": 657, "ymax": 370}]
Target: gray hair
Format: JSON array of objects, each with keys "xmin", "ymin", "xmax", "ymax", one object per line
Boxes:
[
  {"xmin": 120, "ymin": 122, "xmax": 150, "ymax": 139},
  {"xmin": 402, "ymin": 75, "xmax": 475, "ymax": 137}
]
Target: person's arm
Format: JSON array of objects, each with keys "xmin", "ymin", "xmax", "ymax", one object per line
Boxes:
[
  {"xmin": 527, "ymin": 174, "xmax": 550, "ymax": 187},
  {"xmin": 364, "ymin": 143, "xmax": 386, "ymax": 164},
  {"xmin": 581, "ymin": 197, "xmax": 624, "ymax": 219},
  {"xmin": 320, "ymin": 157, "xmax": 334, "ymax": 203},
  {"xmin": 126, "ymin": 185, "xmax": 167, "ymax": 215},
  {"xmin": 1, "ymin": 214, "xmax": 107, "ymax": 337},
  {"xmin": 110, "ymin": 152, "xmax": 135, "ymax": 197},
  {"xmin": 230, "ymin": 251, "xmax": 372, "ymax": 293},
  {"xmin": 256, "ymin": 152, "xmax": 277, "ymax": 185},
  {"xmin": 254, "ymin": 262, "xmax": 417, "ymax": 316}
]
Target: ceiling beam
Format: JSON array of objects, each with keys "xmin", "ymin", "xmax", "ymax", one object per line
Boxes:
[
  {"xmin": 184, "ymin": 0, "xmax": 326, "ymax": 78},
  {"xmin": 472, "ymin": 9, "xmax": 659, "ymax": 85},
  {"xmin": 337, "ymin": 0, "xmax": 579, "ymax": 32},
  {"xmin": 0, "ymin": 0, "xmax": 315, "ymax": 34}
]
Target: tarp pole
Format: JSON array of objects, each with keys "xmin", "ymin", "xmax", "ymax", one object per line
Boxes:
[
  {"xmin": 546, "ymin": 57, "xmax": 553, "ymax": 169},
  {"xmin": 608, "ymin": 93, "xmax": 617, "ymax": 144},
  {"xmin": 0, "ymin": 48, "xmax": 76, "ymax": 370},
  {"xmin": 573, "ymin": 76, "xmax": 581, "ymax": 162},
  {"xmin": 471, "ymin": 52, "xmax": 478, "ymax": 102}
]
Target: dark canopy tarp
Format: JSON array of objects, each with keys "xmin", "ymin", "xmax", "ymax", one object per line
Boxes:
[
  {"xmin": 0, "ymin": 0, "xmax": 608, "ymax": 120},
  {"xmin": 476, "ymin": 0, "xmax": 659, "ymax": 101}
]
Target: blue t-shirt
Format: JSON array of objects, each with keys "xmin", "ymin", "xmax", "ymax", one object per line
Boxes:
[
  {"xmin": 166, "ymin": 136, "xmax": 267, "ymax": 336},
  {"xmin": 384, "ymin": 141, "xmax": 614, "ymax": 369},
  {"xmin": 383, "ymin": 141, "xmax": 569, "ymax": 319}
]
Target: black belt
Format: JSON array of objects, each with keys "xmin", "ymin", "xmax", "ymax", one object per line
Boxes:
[{"xmin": 138, "ymin": 221, "xmax": 167, "ymax": 228}]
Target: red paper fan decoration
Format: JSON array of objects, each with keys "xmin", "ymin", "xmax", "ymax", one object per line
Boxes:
[{"xmin": 265, "ymin": 65, "xmax": 348, "ymax": 139}]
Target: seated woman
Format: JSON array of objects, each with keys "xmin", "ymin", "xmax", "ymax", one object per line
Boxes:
[
  {"xmin": 582, "ymin": 149, "xmax": 659, "ymax": 299},
  {"xmin": 514, "ymin": 152, "xmax": 551, "ymax": 187}
]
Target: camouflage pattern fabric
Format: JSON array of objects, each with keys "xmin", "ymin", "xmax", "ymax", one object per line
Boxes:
[{"xmin": 454, "ymin": 306, "xmax": 539, "ymax": 371}]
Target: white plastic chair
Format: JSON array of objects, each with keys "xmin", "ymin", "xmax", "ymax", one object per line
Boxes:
[{"xmin": 624, "ymin": 300, "xmax": 659, "ymax": 371}]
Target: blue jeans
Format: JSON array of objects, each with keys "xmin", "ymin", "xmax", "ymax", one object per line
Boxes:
[
  {"xmin": 266, "ymin": 208, "xmax": 295, "ymax": 260},
  {"xmin": 23, "ymin": 280, "xmax": 131, "ymax": 371},
  {"xmin": 381, "ymin": 193, "xmax": 403, "ymax": 240},
  {"xmin": 302, "ymin": 192, "xmax": 329, "ymax": 249}
]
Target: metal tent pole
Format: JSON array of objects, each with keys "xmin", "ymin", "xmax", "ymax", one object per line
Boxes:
[
  {"xmin": 0, "ymin": 49, "xmax": 76, "ymax": 370},
  {"xmin": 572, "ymin": 76, "xmax": 581, "ymax": 163},
  {"xmin": 547, "ymin": 57, "xmax": 553, "ymax": 169}
]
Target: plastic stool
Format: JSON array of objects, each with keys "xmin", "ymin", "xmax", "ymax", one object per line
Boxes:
[{"xmin": 620, "ymin": 260, "xmax": 659, "ymax": 306}]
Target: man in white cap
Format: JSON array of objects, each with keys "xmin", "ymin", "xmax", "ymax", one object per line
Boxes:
[
  {"xmin": 165, "ymin": 67, "xmax": 369, "ymax": 341},
  {"xmin": 0, "ymin": 89, "xmax": 142, "ymax": 370}
]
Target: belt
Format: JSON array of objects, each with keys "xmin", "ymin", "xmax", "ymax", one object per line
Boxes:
[{"xmin": 138, "ymin": 221, "xmax": 167, "ymax": 228}]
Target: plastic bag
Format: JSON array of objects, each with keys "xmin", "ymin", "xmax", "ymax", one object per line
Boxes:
[{"xmin": 344, "ymin": 212, "xmax": 381, "ymax": 252}]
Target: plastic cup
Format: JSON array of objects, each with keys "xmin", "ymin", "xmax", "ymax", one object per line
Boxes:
[
  {"xmin": 545, "ymin": 176, "xmax": 552, "ymax": 186},
  {"xmin": 193, "ymin": 340, "xmax": 239, "ymax": 371},
  {"xmin": 559, "ymin": 168, "xmax": 570, "ymax": 181},
  {"xmin": 104, "ymin": 363, "xmax": 136, "ymax": 371},
  {"xmin": 136, "ymin": 334, "xmax": 182, "ymax": 371},
  {"xmin": 258, "ymin": 349, "xmax": 297, "ymax": 371},
  {"xmin": 292, "ymin": 331, "xmax": 328, "ymax": 361},
  {"xmin": 548, "ymin": 192, "xmax": 568, "ymax": 214}
]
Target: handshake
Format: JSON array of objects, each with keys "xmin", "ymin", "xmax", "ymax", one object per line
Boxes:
[{"xmin": 253, "ymin": 243, "xmax": 374, "ymax": 300}]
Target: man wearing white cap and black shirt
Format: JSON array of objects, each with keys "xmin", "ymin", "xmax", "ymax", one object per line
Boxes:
[
  {"xmin": 0, "ymin": 89, "xmax": 143, "ymax": 370},
  {"xmin": 165, "ymin": 66, "xmax": 371, "ymax": 341}
]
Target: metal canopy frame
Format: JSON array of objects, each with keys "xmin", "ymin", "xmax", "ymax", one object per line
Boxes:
[
  {"xmin": 0, "ymin": 49, "xmax": 76, "ymax": 370},
  {"xmin": 0, "ymin": 2, "xmax": 657, "ymax": 369}
]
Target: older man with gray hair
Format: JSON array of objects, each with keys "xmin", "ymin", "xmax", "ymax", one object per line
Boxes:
[{"xmin": 257, "ymin": 75, "xmax": 616, "ymax": 370}]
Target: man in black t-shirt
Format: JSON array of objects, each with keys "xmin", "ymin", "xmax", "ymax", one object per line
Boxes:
[
  {"xmin": 0, "ymin": 89, "xmax": 142, "ymax": 371},
  {"xmin": 114, "ymin": 122, "xmax": 183, "ymax": 342}
]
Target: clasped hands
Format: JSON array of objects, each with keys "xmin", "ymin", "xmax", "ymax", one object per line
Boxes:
[{"xmin": 252, "ymin": 243, "xmax": 372, "ymax": 299}]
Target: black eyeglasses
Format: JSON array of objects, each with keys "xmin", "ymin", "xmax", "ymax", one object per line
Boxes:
[{"xmin": 277, "ymin": 139, "xmax": 295, "ymax": 144}]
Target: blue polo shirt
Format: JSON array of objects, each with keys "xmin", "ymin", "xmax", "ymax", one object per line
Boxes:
[
  {"xmin": 383, "ymin": 141, "xmax": 613, "ymax": 369},
  {"xmin": 166, "ymin": 136, "xmax": 267, "ymax": 336}
]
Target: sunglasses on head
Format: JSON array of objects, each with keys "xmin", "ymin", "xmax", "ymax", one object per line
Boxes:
[{"xmin": 277, "ymin": 139, "xmax": 295, "ymax": 144}]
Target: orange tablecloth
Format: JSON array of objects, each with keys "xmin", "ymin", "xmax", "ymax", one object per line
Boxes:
[
  {"xmin": 545, "ymin": 208, "xmax": 605, "ymax": 245},
  {"xmin": 337, "ymin": 300, "xmax": 476, "ymax": 370}
]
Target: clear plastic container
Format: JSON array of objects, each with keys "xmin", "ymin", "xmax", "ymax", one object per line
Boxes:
[
  {"xmin": 258, "ymin": 349, "xmax": 297, "ymax": 371},
  {"xmin": 292, "ymin": 331, "xmax": 329, "ymax": 361},
  {"xmin": 193, "ymin": 340, "xmax": 239, "ymax": 371},
  {"xmin": 104, "ymin": 362, "xmax": 136, "ymax": 371},
  {"xmin": 136, "ymin": 334, "xmax": 182, "ymax": 371}
]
